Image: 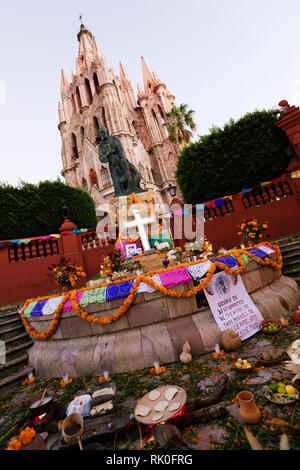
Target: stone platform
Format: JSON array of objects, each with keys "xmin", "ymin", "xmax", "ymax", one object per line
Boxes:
[{"xmin": 28, "ymin": 259, "xmax": 300, "ymax": 378}]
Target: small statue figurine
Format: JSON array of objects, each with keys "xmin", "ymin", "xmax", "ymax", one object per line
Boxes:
[{"xmin": 97, "ymin": 126, "xmax": 145, "ymax": 197}]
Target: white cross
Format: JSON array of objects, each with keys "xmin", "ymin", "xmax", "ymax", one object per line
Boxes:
[{"xmin": 125, "ymin": 208, "xmax": 154, "ymax": 253}]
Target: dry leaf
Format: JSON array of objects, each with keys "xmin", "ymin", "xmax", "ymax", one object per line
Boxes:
[
  {"xmin": 244, "ymin": 426, "xmax": 263, "ymax": 450},
  {"xmin": 279, "ymin": 433, "xmax": 289, "ymax": 450}
]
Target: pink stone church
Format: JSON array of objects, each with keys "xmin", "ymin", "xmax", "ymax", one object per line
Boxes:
[{"xmin": 58, "ymin": 23, "xmax": 180, "ymax": 212}]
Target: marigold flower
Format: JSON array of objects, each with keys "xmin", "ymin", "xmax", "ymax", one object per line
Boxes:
[
  {"xmin": 6, "ymin": 439, "xmax": 22, "ymax": 450},
  {"xmin": 19, "ymin": 427, "xmax": 36, "ymax": 445}
]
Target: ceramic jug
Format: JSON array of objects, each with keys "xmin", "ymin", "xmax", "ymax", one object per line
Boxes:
[{"xmin": 236, "ymin": 391, "xmax": 260, "ymax": 424}]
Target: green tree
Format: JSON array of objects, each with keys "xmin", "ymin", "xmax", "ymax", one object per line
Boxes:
[
  {"xmin": 0, "ymin": 179, "xmax": 97, "ymax": 240},
  {"xmin": 164, "ymin": 103, "xmax": 197, "ymax": 145},
  {"xmin": 176, "ymin": 109, "xmax": 294, "ymax": 204}
]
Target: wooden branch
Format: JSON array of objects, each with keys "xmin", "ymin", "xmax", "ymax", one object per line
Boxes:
[
  {"xmin": 185, "ymin": 375, "xmax": 229, "ymax": 413},
  {"xmin": 153, "ymin": 424, "xmax": 182, "ymax": 448},
  {"xmin": 175, "ymin": 401, "xmax": 228, "ymax": 427}
]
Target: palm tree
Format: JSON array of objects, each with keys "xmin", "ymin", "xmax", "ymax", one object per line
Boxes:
[{"xmin": 164, "ymin": 103, "xmax": 197, "ymax": 145}]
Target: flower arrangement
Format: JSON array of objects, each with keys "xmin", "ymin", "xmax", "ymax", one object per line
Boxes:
[
  {"xmin": 60, "ymin": 377, "xmax": 73, "ymax": 387},
  {"xmin": 149, "ymin": 365, "xmax": 166, "ymax": 375},
  {"xmin": 6, "ymin": 427, "xmax": 36, "ymax": 450},
  {"xmin": 22, "ymin": 376, "xmax": 35, "ymax": 386},
  {"xmin": 186, "ymin": 236, "xmax": 213, "ymax": 257},
  {"xmin": 238, "ymin": 219, "xmax": 268, "ymax": 245},
  {"xmin": 99, "ymin": 376, "xmax": 112, "ymax": 383},
  {"xmin": 100, "ymin": 249, "xmax": 123, "ymax": 278},
  {"xmin": 48, "ymin": 258, "xmax": 86, "ymax": 289},
  {"xmin": 100, "ymin": 248, "xmax": 143, "ymax": 279}
]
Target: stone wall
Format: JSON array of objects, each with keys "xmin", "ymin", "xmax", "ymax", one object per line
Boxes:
[{"xmin": 28, "ymin": 259, "xmax": 300, "ymax": 377}]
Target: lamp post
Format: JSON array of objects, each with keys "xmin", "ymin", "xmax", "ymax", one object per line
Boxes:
[
  {"xmin": 167, "ymin": 183, "xmax": 177, "ymax": 199},
  {"xmin": 61, "ymin": 203, "xmax": 69, "ymax": 220}
]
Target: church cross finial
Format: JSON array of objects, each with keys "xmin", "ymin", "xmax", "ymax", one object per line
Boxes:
[{"xmin": 79, "ymin": 13, "xmax": 84, "ymax": 25}]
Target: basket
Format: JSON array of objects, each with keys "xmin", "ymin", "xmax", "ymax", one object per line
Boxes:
[
  {"xmin": 62, "ymin": 413, "xmax": 83, "ymax": 445},
  {"xmin": 260, "ymin": 319, "xmax": 282, "ymax": 334}
]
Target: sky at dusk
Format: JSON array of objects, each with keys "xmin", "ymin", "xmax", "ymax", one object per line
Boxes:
[{"xmin": 1, "ymin": 0, "xmax": 300, "ymax": 186}]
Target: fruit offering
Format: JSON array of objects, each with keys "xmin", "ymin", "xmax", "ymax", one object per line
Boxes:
[
  {"xmin": 235, "ymin": 358, "xmax": 253, "ymax": 369},
  {"xmin": 260, "ymin": 320, "xmax": 281, "ymax": 334},
  {"xmin": 266, "ymin": 382, "xmax": 298, "ymax": 404},
  {"xmin": 260, "ymin": 349, "xmax": 284, "ymax": 362}
]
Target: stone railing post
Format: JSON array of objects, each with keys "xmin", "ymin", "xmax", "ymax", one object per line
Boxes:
[{"xmin": 59, "ymin": 219, "xmax": 85, "ymax": 268}]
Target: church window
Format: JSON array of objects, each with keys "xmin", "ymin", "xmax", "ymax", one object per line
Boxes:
[
  {"xmin": 93, "ymin": 72, "xmax": 99, "ymax": 90},
  {"xmin": 89, "ymin": 169, "xmax": 99, "ymax": 188},
  {"xmin": 158, "ymin": 105, "xmax": 165, "ymax": 119},
  {"xmin": 100, "ymin": 167, "xmax": 111, "ymax": 189},
  {"xmin": 82, "ymin": 177, "xmax": 88, "ymax": 191},
  {"xmin": 84, "ymin": 78, "xmax": 93, "ymax": 105},
  {"xmin": 80, "ymin": 126, "xmax": 84, "ymax": 145},
  {"xmin": 75, "ymin": 87, "xmax": 82, "ymax": 109},
  {"xmin": 71, "ymin": 133, "xmax": 79, "ymax": 159},
  {"xmin": 152, "ymin": 109, "xmax": 162, "ymax": 139},
  {"xmin": 93, "ymin": 116, "xmax": 100, "ymax": 142},
  {"xmin": 102, "ymin": 106, "xmax": 108, "ymax": 130},
  {"xmin": 71, "ymin": 94, "xmax": 76, "ymax": 114},
  {"xmin": 132, "ymin": 121, "xmax": 140, "ymax": 139}
]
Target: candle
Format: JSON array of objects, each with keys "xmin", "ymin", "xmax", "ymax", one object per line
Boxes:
[
  {"xmin": 154, "ymin": 361, "xmax": 160, "ymax": 371},
  {"xmin": 63, "ymin": 374, "xmax": 69, "ymax": 385},
  {"xmin": 103, "ymin": 370, "xmax": 109, "ymax": 380},
  {"xmin": 279, "ymin": 316, "xmax": 285, "ymax": 325},
  {"xmin": 215, "ymin": 344, "xmax": 220, "ymax": 354}
]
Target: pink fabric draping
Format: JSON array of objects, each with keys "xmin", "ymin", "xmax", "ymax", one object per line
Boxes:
[
  {"xmin": 158, "ymin": 268, "xmax": 193, "ymax": 289},
  {"xmin": 62, "ymin": 291, "xmax": 84, "ymax": 312}
]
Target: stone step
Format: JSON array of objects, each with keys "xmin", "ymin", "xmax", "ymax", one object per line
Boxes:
[
  {"xmin": 0, "ymin": 310, "xmax": 20, "ymax": 322},
  {"xmin": 4, "ymin": 332, "xmax": 30, "ymax": 348},
  {"xmin": 0, "ymin": 365, "xmax": 34, "ymax": 394},
  {"xmin": 0, "ymin": 317, "xmax": 22, "ymax": 328},
  {"xmin": 282, "ymin": 267, "xmax": 300, "ymax": 278},
  {"xmin": 282, "ymin": 259, "xmax": 300, "ymax": 270},
  {"xmin": 0, "ymin": 305, "xmax": 19, "ymax": 313},
  {"xmin": 0, "ymin": 324, "xmax": 25, "ymax": 340},
  {"xmin": 6, "ymin": 341, "xmax": 34, "ymax": 359},
  {"xmin": 282, "ymin": 249, "xmax": 300, "ymax": 261},
  {"xmin": 0, "ymin": 354, "xmax": 29, "ymax": 376},
  {"xmin": 280, "ymin": 245, "xmax": 300, "ymax": 256}
]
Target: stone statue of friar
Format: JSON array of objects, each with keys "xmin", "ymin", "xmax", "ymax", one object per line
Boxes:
[{"xmin": 97, "ymin": 126, "xmax": 145, "ymax": 197}]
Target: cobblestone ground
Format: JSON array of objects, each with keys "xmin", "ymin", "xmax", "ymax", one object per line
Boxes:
[{"xmin": 0, "ymin": 313, "xmax": 299, "ymax": 451}]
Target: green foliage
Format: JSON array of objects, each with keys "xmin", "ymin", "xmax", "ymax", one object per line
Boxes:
[
  {"xmin": 164, "ymin": 103, "xmax": 196, "ymax": 144},
  {"xmin": 176, "ymin": 110, "xmax": 294, "ymax": 204},
  {"xmin": 0, "ymin": 179, "xmax": 97, "ymax": 240}
]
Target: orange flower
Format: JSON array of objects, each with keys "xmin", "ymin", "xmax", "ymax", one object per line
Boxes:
[
  {"xmin": 19, "ymin": 427, "xmax": 36, "ymax": 445},
  {"xmin": 6, "ymin": 439, "xmax": 22, "ymax": 450}
]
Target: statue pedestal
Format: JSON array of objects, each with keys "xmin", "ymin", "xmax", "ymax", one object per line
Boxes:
[
  {"xmin": 108, "ymin": 191, "xmax": 158, "ymax": 225},
  {"xmin": 109, "ymin": 191, "xmax": 173, "ymax": 258}
]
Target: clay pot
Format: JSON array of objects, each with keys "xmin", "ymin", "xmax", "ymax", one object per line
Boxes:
[{"xmin": 236, "ymin": 391, "xmax": 260, "ymax": 424}]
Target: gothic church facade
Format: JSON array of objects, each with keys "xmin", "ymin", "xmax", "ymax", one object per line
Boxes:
[{"xmin": 58, "ymin": 23, "xmax": 179, "ymax": 211}]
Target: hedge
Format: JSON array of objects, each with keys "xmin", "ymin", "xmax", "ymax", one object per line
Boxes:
[
  {"xmin": 176, "ymin": 110, "xmax": 294, "ymax": 204},
  {"xmin": 0, "ymin": 179, "xmax": 97, "ymax": 240}
]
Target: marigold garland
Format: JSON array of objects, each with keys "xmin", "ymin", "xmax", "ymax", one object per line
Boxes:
[{"xmin": 20, "ymin": 243, "xmax": 282, "ymax": 339}]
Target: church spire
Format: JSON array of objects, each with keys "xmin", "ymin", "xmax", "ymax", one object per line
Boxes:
[
  {"xmin": 119, "ymin": 62, "xmax": 129, "ymax": 82},
  {"xmin": 60, "ymin": 69, "xmax": 69, "ymax": 94},
  {"xmin": 77, "ymin": 23, "xmax": 98, "ymax": 69},
  {"xmin": 141, "ymin": 56, "xmax": 154, "ymax": 91}
]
